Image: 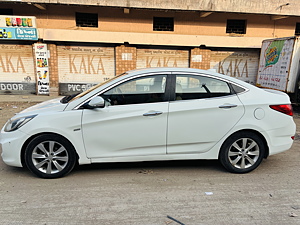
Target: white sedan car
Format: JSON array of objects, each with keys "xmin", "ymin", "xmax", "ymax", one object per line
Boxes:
[{"xmin": 0, "ymin": 68, "xmax": 296, "ymax": 178}]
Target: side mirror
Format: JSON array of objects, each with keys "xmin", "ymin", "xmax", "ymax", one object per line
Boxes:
[{"xmin": 86, "ymin": 96, "xmax": 105, "ymax": 109}]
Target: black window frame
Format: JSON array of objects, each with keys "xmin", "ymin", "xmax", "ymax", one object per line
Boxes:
[
  {"xmin": 153, "ymin": 17, "xmax": 174, "ymax": 32},
  {"xmin": 226, "ymin": 19, "xmax": 247, "ymax": 34},
  {"xmin": 75, "ymin": 12, "xmax": 98, "ymax": 28}
]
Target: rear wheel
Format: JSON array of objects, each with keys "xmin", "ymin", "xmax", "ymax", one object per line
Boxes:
[
  {"xmin": 219, "ymin": 132, "xmax": 265, "ymax": 173},
  {"xmin": 24, "ymin": 134, "xmax": 77, "ymax": 178}
]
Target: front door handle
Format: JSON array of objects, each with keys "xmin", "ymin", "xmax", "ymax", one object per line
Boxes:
[
  {"xmin": 143, "ymin": 111, "xmax": 163, "ymax": 116},
  {"xmin": 219, "ymin": 104, "xmax": 238, "ymax": 109}
]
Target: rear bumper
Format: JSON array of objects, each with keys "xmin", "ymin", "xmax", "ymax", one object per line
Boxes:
[{"xmin": 263, "ymin": 121, "xmax": 296, "ymax": 156}]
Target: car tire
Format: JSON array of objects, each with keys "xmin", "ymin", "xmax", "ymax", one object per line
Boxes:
[
  {"xmin": 24, "ymin": 134, "xmax": 77, "ymax": 178},
  {"xmin": 219, "ymin": 131, "xmax": 265, "ymax": 173}
]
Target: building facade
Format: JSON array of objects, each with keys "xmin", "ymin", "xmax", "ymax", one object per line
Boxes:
[{"xmin": 0, "ymin": 0, "xmax": 299, "ymax": 95}]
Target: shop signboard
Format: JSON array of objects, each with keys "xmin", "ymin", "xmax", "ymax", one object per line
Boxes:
[
  {"xmin": 0, "ymin": 16, "xmax": 38, "ymax": 40},
  {"xmin": 256, "ymin": 38, "xmax": 294, "ymax": 91}
]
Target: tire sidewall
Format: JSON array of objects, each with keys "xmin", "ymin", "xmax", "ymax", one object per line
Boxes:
[{"xmin": 25, "ymin": 134, "xmax": 77, "ymax": 178}]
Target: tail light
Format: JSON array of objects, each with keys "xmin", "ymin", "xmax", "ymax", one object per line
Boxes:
[{"xmin": 269, "ymin": 104, "xmax": 293, "ymax": 116}]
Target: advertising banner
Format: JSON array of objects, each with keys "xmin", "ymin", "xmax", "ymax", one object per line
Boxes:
[
  {"xmin": 256, "ymin": 38, "xmax": 294, "ymax": 91},
  {"xmin": 0, "ymin": 16, "xmax": 38, "ymax": 40},
  {"xmin": 34, "ymin": 43, "xmax": 49, "ymax": 95}
]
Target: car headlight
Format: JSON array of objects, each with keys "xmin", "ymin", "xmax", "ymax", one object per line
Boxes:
[{"xmin": 4, "ymin": 115, "xmax": 37, "ymax": 132}]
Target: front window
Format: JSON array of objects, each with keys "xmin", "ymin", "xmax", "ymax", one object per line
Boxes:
[{"xmin": 101, "ymin": 74, "xmax": 167, "ymax": 105}]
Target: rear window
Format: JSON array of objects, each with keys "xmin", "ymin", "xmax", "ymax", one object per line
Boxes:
[{"xmin": 231, "ymin": 84, "xmax": 246, "ymax": 94}]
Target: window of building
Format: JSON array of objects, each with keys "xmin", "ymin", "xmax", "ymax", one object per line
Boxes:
[
  {"xmin": 76, "ymin": 12, "xmax": 98, "ymax": 28},
  {"xmin": 0, "ymin": 8, "xmax": 13, "ymax": 15},
  {"xmin": 295, "ymin": 23, "xmax": 300, "ymax": 35},
  {"xmin": 153, "ymin": 17, "xmax": 174, "ymax": 31},
  {"xmin": 226, "ymin": 19, "xmax": 246, "ymax": 34}
]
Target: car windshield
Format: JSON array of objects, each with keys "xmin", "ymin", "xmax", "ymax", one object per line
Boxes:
[{"xmin": 65, "ymin": 73, "xmax": 127, "ymax": 103}]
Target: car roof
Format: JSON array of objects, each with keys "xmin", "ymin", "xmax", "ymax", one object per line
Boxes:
[
  {"xmin": 124, "ymin": 67, "xmax": 248, "ymax": 86},
  {"xmin": 126, "ymin": 67, "xmax": 216, "ymax": 76}
]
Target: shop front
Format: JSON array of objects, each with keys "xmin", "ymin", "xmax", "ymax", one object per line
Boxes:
[
  {"xmin": 0, "ymin": 15, "xmax": 38, "ymax": 94},
  {"xmin": 56, "ymin": 45, "xmax": 115, "ymax": 95}
]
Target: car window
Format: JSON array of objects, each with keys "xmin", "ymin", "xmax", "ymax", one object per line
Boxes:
[
  {"xmin": 101, "ymin": 74, "xmax": 167, "ymax": 105},
  {"xmin": 175, "ymin": 75, "xmax": 232, "ymax": 100},
  {"xmin": 231, "ymin": 83, "xmax": 246, "ymax": 94}
]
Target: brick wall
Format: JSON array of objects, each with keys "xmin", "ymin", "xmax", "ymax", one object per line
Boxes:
[
  {"xmin": 47, "ymin": 44, "xmax": 59, "ymax": 96},
  {"xmin": 190, "ymin": 48, "xmax": 211, "ymax": 70},
  {"xmin": 115, "ymin": 45, "xmax": 137, "ymax": 75}
]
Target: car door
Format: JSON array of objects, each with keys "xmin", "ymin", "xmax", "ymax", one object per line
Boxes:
[
  {"xmin": 167, "ymin": 73, "xmax": 245, "ymax": 154},
  {"xmin": 81, "ymin": 73, "xmax": 169, "ymax": 158}
]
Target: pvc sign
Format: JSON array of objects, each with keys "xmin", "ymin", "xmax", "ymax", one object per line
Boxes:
[{"xmin": 0, "ymin": 16, "xmax": 38, "ymax": 40}]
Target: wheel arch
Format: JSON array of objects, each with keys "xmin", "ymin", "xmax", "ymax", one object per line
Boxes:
[
  {"xmin": 20, "ymin": 132, "xmax": 79, "ymax": 168},
  {"xmin": 219, "ymin": 129, "xmax": 269, "ymax": 159}
]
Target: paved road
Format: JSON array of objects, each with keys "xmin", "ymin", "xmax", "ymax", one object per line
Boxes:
[{"xmin": 0, "ymin": 99, "xmax": 299, "ymax": 225}]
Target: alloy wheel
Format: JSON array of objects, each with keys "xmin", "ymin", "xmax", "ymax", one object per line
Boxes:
[
  {"xmin": 228, "ymin": 137, "xmax": 260, "ymax": 169},
  {"xmin": 31, "ymin": 141, "xmax": 69, "ymax": 175}
]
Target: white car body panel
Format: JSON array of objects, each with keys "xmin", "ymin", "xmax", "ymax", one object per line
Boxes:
[
  {"xmin": 167, "ymin": 95, "xmax": 244, "ymax": 154},
  {"xmin": 82, "ymin": 102, "xmax": 169, "ymax": 158}
]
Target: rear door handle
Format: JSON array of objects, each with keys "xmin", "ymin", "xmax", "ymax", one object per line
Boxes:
[
  {"xmin": 143, "ymin": 111, "xmax": 163, "ymax": 116},
  {"xmin": 219, "ymin": 104, "xmax": 238, "ymax": 109}
]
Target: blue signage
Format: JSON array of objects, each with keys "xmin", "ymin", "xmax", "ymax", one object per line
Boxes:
[{"xmin": 0, "ymin": 27, "xmax": 38, "ymax": 40}]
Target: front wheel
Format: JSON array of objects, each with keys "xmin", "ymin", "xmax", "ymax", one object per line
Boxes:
[
  {"xmin": 24, "ymin": 134, "xmax": 77, "ymax": 178},
  {"xmin": 219, "ymin": 132, "xmax": 265, "ymax": 173}
]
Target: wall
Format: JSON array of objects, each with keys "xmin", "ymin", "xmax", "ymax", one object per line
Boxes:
[
  {"xmin": 18, "ymin": 0, "xmax": 300, "ymax": 17},
  {"xmin": 1, "ymin": 4, "xmax": 297, "ymax": 39},
  {"xmin": 0, "ymin": 2, "xmax": 293, "ymax": 95}
]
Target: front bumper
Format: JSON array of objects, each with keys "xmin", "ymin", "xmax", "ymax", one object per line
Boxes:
[{"xmin": 0, "ymin": 130, "xmax": 29, "ymax": 167}]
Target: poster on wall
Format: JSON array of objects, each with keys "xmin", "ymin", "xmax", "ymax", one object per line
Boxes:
[
  {"xmin": 256, "ymin": 38, "xmax": 294, "ymax": 91},
  {"xmin": 34, "ymin": 43, "xmax": 49, "ymax": 95},
  {"xmin": 0, "ymin": 16, "xmax": 38, "ymax": 40}
]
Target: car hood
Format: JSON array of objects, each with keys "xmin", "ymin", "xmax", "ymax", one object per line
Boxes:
[{"xmin": 17, "ymin": 97, "xmax": 67, "ymax": 116}]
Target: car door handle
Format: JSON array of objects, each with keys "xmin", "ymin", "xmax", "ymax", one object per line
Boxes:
[
  {"xmin": 143, "ymin": 111, "xmax": 163, "ymax": 116},
  {"xmin": 219, "ymin": 104, "xmax": 238, "ymax": 109}
]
